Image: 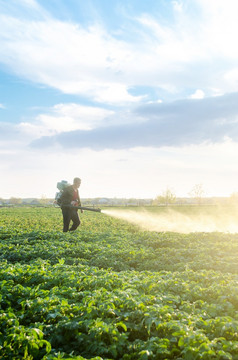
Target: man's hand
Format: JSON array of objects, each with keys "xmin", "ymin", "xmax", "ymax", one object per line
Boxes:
[{"xmin": 71, "ymin": 201, "xmax": 78, "ymax": 206}]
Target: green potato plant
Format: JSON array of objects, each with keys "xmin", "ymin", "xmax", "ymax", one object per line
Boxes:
[{"xmin": 0, "ymin": 207, "xmax": 238, "ymax": 359}]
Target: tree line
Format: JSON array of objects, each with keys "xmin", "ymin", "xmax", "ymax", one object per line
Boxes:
[{"xmin": 1, "ymin": 184, "xmax": 238, "ymax": 207}]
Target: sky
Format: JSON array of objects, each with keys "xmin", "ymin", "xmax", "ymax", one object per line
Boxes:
[{"xmin": 1, "ymin": 0, "xmax": 238, "ymax": 199}]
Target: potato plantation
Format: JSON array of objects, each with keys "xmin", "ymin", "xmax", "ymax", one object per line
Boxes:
[{"xmin": 0, "ymin": 206, "xmax": 238, "ymax": 359}]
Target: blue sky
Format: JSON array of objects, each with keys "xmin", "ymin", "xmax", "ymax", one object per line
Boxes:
[{"xmin": 1, "ymin": 0, "xmax": 238, "ymax": 199}]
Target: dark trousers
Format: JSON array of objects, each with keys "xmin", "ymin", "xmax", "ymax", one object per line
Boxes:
[{"xmin": 62, "ymin": 208, "xmax": 80, "ymax": 232}]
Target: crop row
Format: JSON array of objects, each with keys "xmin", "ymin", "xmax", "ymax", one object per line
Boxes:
[
  {"xmin": 0, "ymin": 208, "xmax": 238, "ymax": 274},
  {"xmin": 0, "ymin": 207, "xmax": 238, "ymax": 359},
  {"xmin": 1, "ymin": 259, "xmax": 238, "ymax": 359}
]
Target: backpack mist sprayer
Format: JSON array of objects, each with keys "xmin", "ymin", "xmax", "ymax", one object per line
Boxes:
[{"xmin": 54, "ymin": 180, "xmax": 101, "ymax": 213}]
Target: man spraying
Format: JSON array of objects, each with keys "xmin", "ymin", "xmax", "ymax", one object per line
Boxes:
[{"xmin": 60, "ymin": 177, "xmax": 83, "ymax": 232}]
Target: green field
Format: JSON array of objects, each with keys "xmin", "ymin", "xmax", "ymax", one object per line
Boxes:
[{"xmin": 0, "ymin": 206, "xmax": 238, "ymax": 359}]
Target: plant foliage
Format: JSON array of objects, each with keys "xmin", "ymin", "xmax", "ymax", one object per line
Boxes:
[{"xmin": 0, "ymin": 207, "xmax": 238, "ymax": 359}]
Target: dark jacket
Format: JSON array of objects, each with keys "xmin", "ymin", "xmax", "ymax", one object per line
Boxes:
[{"xmin": 60, "ymin": 185, "xmax": 81, "ymax": 207}]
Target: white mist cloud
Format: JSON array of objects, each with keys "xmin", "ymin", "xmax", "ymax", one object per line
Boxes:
[{"xmin": 104, "ymin": 207, "xmax": 238, "ymax": 233}]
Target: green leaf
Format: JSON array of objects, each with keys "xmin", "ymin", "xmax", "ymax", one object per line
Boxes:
[{"xmin": 116, "ymin": 321, "xmax": 127, "ymax": 332}]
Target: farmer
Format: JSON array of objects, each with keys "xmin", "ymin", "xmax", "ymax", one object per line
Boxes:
[{"xmin": 60, "ymin": 177, "xmax": 83, "ymax": 232}]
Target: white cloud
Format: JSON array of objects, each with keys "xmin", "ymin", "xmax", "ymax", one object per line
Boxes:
[
  {"xmin": 30, "ymin": 93, "xmax": 238, "ymax": 150},
  {"xmin": 1, "ymin": 0, "xmax": 238, "ymax": 104},
  {"xmin": 0, "ymin": 104, "xmax": 5, "ymax": 109},
  {"xmin": 223, "ymin": 68, "xmax": 238, "ymax": 91},
  {"xmin": 196, "ymin": 0, "xmax": 238, "ymax": 58},
  {"xmin": 189, "ymin": 89, "xmax": 205, "ymax": 99},
  {"xmin": 2, "ymin": 0, "xmax": 238, "ymax": 199},
  {"xmin": 0, "ymin": 14, "xmax": 142, "ymax": 104},
  {"xmin": 0, "ymin": 101, "xmax": 143, "ymax": 150},
  {"xmin": 92, "ymin": 83, "xmax": 145, "ymax": 104},
  {"xmin": 18, "ymin": 103, "xmax": 115, "ymax": 137},
  {"xmin": 172, "ymin": 1, "xmax": 183, "ymax": 13}
]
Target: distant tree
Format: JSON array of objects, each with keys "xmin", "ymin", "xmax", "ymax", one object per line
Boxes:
[
  {"xmin": 92, "ymin": 198, "xmax": 100, "ymax": 205},
  {"xmin": 127, "ymin": 198, "xmax": 139, "ymax": 206},
  {"xmin": 9, "ymin": 197, "xmax": 22, "ymax": 205},
  {"xmin": 189, "ymin": 183, "xmax": 205, "ymax": 204},
  {"xmin": 229, "ymin": 192, "xmax": 238, "ymax": 205},
  {"xmin": 83, "ymin": 198, "xmax": 92, "ymax": 206},
  {"xmin": 39, "ymin": 195, "xmax": 50, "ymax": 205},
  {"xmin": 154, "ymin": 188, "xmax": 176, "ymax": 206}
]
